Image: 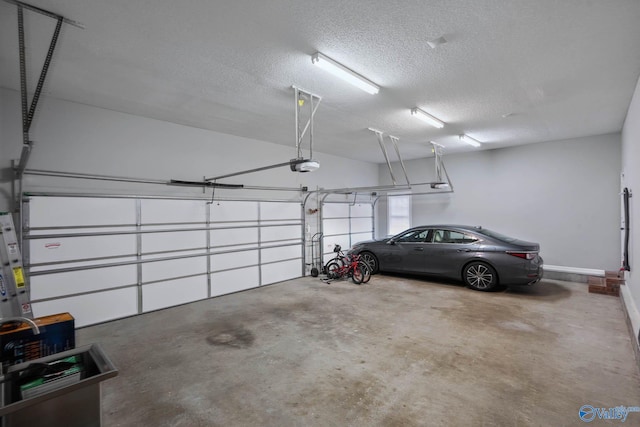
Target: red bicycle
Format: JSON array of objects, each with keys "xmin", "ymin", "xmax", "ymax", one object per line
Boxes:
[
  {"xmin": 324, "ymin": 244, "xmax": 372, "ymax": 283},
  {"xmin": 324, "ymin": 253, "xmax": 367, "ymax": 284}
]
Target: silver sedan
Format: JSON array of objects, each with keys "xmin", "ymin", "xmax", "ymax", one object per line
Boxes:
[{"xmin": 348, "ymin": 225, "xmax": 543, "ymax": 291}]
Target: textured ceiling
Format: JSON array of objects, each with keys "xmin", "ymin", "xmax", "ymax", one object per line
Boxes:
[{"xmin": 2, "ymin": 0, "xmax": 640, "ymax": 163}]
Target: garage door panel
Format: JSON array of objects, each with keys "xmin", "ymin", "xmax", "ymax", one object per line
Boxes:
[
  {"xmin": 211, "ymin": 250, "xmax": 259, "ymax": 272},
  {"xmin": 260, "ymin": 202, "xmax": 300, "ymax": 220},
  {"xmin": 141, "ymin": 199, "xmax": 206, "ymax": 223},
  {"xmin": 29, "ymin": 255, "xmax": 137, "ymax": 273},
  {"xmin": 351, "ymin": 231, "xmax": 373, "ymax": 243},
  {"xmin": 32, "ymin": 287, "xmax": 138, "ymax": 328},
  {"xmin": 261, "ymin": 225, "xmax": 300, "ymax": 242},
  {"xmin": 261, "ymin": 245, "xmax": 301, "ymax": 264},
  {"xmin": 322, "ymin": 202, "xmax": 374, "ymax": 255},
  {"xmin": 30, "ymin": 234, "xmax": 137, "ymax": 263},
  {"xmin": 29, "ymin": 197, "xmax": 136, "ymax": 227},
  {"xmin": 30, "ymin": 265, "xmax": 137, "ymax": 300},
  {"xmin": 322, "ymin": 235, "xmax": 351, "ymax": 264},
  {"xmin": 261, "ymin": 259, "xmax": 300, "ymax": 285},
  {"xmin": 210, "ymin": 201, "xmax": 259, "ymax": 222},
  {"xmin": 141, "ymin": 229, "xmax": 206, "ymax": 252},
  {"xmin": 350, "ymin": 217, "xmax": 372, "ymax": 233},
  {"xmin": 323, "ymin": 218, "xmax": 349, "ymax": 237},
  {"xmin": 323, "ymin": 204, "xmax": 349, "ymax": 218},
  {"xmin": 350, "ymin": 204, "xmax": 372, "ymax": 217},
  {"xmin": 142, "ymin": 276, "xmax": 207, "ymax": 312},
  {"xmin": 211, "ymin": 228, "xmax": 258, "ymax": 247},
  {"xmin": 211, "ymin": 267, "xmax": 260, "ymax": 296},
  {"xmin": 142, "ymin": 255, "xmax": 207, "ymax": 283},
  {"xmin": 29, "ymin": 226, "xmax": 136, "ymax": 236}
]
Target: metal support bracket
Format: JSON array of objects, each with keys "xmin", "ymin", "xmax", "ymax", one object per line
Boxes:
[
  {"xmin": 293, "ymin": 85, "xmax": 322, "ymax": 161},
  {"xmin": 2, "ymin": 0, "xmax": 85, "ymax": 28},
  {"xmin": 6, "ymin": 0, "xmax": 81, "ymax": 241},
  {"xmin": 200, "ymin": 86, "xmax": 322, "ymax": 183},
  {"xmin": 429, "ymin": 142, "xmax": 453, "ymax": 190},
  {"xmin": 11, "ymin": 0, "xmax": 78, "ymax": 178},
  {"xmin": 368, "ymin": 128, "xmax": 411, "ymax": 186},
  {"xmin": 389, "ymin": 135, "xmax": 410, "ymax": 186},
  {"xmin": 369, "ymin": 128, "xmax": 396, "ymax": 185}
]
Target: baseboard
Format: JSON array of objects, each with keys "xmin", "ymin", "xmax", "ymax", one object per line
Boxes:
[
  {"xmin": 619, "ymin": 283, "xmax": 640, "ymax": 374},
  {"xmin": 543, "ymin": 265, "xmax": 605, "ymax": 283},
  {"xmin": 544, "ymin": 265, "xmax": 606, "ymax": 277}
]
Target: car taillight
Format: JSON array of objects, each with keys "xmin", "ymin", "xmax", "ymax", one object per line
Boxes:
[{"xmin": 506, "ymin": 251, "xmax": 538, "ymax": 260}]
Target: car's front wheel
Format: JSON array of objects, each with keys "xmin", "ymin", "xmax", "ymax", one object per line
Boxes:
[
  {"xmin": 463, "ymin": 261, "xmax": 498, "ymax": 291},
  {"xmin": 360, "ymin": 252, "xmax": 379, "ymax": 274}
]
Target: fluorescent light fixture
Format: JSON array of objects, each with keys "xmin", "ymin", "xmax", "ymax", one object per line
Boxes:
[
  {"xmin": 459, "ymin": 134, "xmax": 482, "ymax": 147},
  {"xmin": 411, "ymin": 108, "xmax": 445, "ymax": 129},
  {"xmin": 311, "ymin": 52, "xmax": 380, "ymax": 95},
  {"xmin": 290, "ymin": 158, "xmax": 320, "ymax": 172}
]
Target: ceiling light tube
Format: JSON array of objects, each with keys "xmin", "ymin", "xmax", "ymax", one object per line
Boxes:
[
  {"xmin": 311, "ymin": 52, "xmax": 380, "ymax": 95},
  {"xmin": 411, "ymin": 108, "xmax": 445, "ymax": 129},
  {"xmin": 459, "ymin": 134, "xmax": 482, "ymax": 147}
]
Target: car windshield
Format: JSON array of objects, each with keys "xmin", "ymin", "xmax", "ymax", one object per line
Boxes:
[{"xmin": 473, "ymin": 228, "xmax": 517, "ymax": 243}]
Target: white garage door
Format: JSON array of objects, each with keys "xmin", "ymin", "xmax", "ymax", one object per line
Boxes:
[
  {"xmin": 24, "ymin": 195, "xmax": 302, "ymax": 327},
  {"xmin": 321, "ymin": 202, "xmax": 374, "ymax": 264}
]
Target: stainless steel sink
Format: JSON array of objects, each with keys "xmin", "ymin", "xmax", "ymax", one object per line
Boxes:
[{"xmin": 0, "ymin": 344, "xmax": 118, "ymax": 427}]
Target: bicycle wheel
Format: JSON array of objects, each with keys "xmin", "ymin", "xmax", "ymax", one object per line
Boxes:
[
  {"xmin": 323, "ymin": 257, "xmax": 344, "ymax": 274},
  {"xmin": 351, "ymin": 264, "xmax": 365, "ymax": 284},
  {"xmin": 325, "ymin": 261, "xmax": 342, "ymax": 280},
  {"xmin": 358, "ymin": 261, "xmax": 371, "ymax": 283}
]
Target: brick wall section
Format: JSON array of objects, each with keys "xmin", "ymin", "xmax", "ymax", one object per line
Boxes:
[{"xmin": 588, "ymin": 271, "xmax": 623, "ymax": 297}]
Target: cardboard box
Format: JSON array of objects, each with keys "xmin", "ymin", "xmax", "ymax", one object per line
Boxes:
[{"xmin": 0, "ymin": 313, "xmax": 75, "ymax": 371}]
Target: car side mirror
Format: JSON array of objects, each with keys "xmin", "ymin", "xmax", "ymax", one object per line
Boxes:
[{"xmin": 386, "ymin": 239, "xmax": 396, "ymax": 245}]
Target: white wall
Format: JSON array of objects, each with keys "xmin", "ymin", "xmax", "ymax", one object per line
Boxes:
[
  {"xmin": 0, "ymin": 87, "xmax": 378, "ymax": 211},
  {"xmin": 621, "ymin": 75, "xmax": 640, "ymax": 341},
  {"xmin": 379, "ymin": 134, "xmax": 622, "ymax": 271}
]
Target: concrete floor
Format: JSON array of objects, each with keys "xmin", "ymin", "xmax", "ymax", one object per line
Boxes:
[{"xmin": 78, "ymin": 275, "xmax": 640, "ymax": 427}]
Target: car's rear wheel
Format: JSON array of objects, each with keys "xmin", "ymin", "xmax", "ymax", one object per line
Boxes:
[
  {"xmin": 463, "ymin": 261, "xmax": 498, "ymax": 291},
  {"xmin": 360, "ymin": 252, "xmax": 379, "ymax": 274}
]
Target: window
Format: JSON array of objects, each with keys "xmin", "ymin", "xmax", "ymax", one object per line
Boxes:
[
  {"xmin": 473, "ymin": 228, "xmax": 516, "ymax": 243},
  {"xmin": 396, "ymin": 228, "xmax": 429, "ymax": 243},
  {"xmin": 388, "ymin": 195, "xmax": 410, "ymax": 235},
  {"xmin": 432, "ymin": 229, "xmax": 478, "ymax": 244}
]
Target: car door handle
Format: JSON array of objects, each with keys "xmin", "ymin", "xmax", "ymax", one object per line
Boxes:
[
  {"xmin": 457, "ymin": 248, "xmax": 472, "ymax": 252},
  {"xmin": 414, "ymin": 247, "xmax": 424, "ymax": 251}
]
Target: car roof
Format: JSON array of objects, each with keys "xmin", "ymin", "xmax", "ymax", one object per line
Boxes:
[{"xmin": 410, "ymin": 225, "xmax": 481, "ymax": 231}]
